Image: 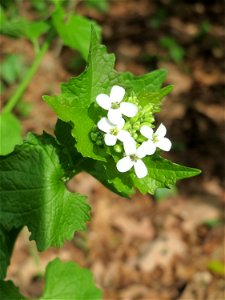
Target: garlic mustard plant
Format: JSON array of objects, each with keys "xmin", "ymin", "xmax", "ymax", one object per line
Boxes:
[
  {"xmin": 96, "ymin": 85, "xmax": 138, "ymax": 124},
  {"xmin": 0, "ymin": 27, "xmax": 201, "ymax": 300}
]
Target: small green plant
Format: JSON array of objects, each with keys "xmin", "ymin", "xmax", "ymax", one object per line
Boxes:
[
  {"xmin": 0, "ymin": 3, "xmax": 201, "ymax": 299},
  {"xmin": 160, "ymin": 36, "xmax": 185, "ymax": 63},
  {"xmin": 208, "ymin": 260, "xmax": 225, "ymax": 276}
]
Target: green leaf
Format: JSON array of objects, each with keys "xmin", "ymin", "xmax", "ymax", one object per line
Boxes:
[
  {"xmin": 0, "ymin": 133, "xmax": 90, "ymax": 251},
  {"xmin": 0, "ymin": 226, "xmax": 21, "ymax": 280},
  {"xmin": 0, "ymin": 112, "xmax": 22, "ymax": 155},
  {"xmin": 84, "ymin": 158, "xmax": 135, "ymax": 198},
  {"xmin": 138, "ymin": 85, "xmax": 174, "ymax": 106},
  {"xmin": 40, "ymin": 258, "xmax": 102, "ymax": 300},
  {"xmin": 0, "ymin": 14, "xmax": 49, "ymax": 42},
  {"xmin": 24, "ymin": 21, "xmax": 49, "ymax": 43},
  {"xmin": 0, "ymin": 280, "xmax": 26, "ymax": 300},
  {"xmin": 52, "ymin": 6, "xmax": 101, "ymax": 60},
  {"xmin": 132, "ymin": 155, "xmax": 201, "ymax": 194}
]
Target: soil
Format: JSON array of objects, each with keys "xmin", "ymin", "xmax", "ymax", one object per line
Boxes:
[{"xmin": 1, "ymin": 0, "xmax": 224, "ymax": 299}]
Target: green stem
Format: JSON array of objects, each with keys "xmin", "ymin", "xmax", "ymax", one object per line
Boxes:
[{"xmin": 3, "ymin": 41, "xmax": 49, "ymax": 113}]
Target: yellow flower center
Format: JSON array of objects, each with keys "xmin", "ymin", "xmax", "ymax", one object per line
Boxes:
[{"xmin": 111, "ymin": 102, "xmax": 120, "ymax": 109}]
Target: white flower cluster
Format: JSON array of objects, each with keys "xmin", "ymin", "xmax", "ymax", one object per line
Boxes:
[{"xmin": 96, "ymin": 85, "xmax": 171, "ymax": 178}]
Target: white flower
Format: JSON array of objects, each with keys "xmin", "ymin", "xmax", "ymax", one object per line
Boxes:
[
  {"xmin": 97, "ymin": 117, "xmax": 131, "ymax": 146},
  {"xmin": 140, "ymin": 123, "xmax": 172, "ymax": 154},
  {"xmin": 116, "ymin": 137, "xmax": 150, "ymax": 178},
  {"xmin": 96, "ymin": 85, "xmax": 138, "ymax": 124}
]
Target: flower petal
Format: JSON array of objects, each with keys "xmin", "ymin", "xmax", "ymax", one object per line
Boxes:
[
  {"xmin": 96, "ymin": 94, "xmax": 111, "ymax": 110},
  {"xmin": 136, "ymin": 141, "xmax": 156, "ymax": 158},
  {"xmin": 110, "ymin": 85, "xmax": 125, "ymax": 103},
  {"xmin": 97, "ymin": 117, "xmax": 113, "ymax": 133},
  {"xmin": 140, "ymin": 125, "xmax": 154, "ymax": 139},
  {"xmin": 104, "ymin": 134, "xmax": 117, "ymax": 146},
  {"xmin": 146, "ymin": 141, "xmax": 156, "ymax": 155},
  {"xmin": 116, "ymin": 156, "xmax": 133, "ymax": 173},
  {"xmin": 156, "ymin": 137, "xmax": 172, "ymax": 151},
  {"xmin": 120, "ymin": 102, "xmax": 138, "ymax": 117},
  {"xmin": 123, "ymin": 136, "xmax": 136, "ymax": 156},
  {"xmin": 134, "ymin": 160, "xmax": 148, "ymax": 178},
  {"xmin": 117, "ymin": 130, "xmax": 132, "ymax": 142},
  {"xmin": 155, "ymin": 123, "xmax": 167, "ymax": 138},
  {"xmin": 108, "ymin": 108, "xmax": 123, "ymax": 125},
  {"xmin": 117, "ymin": 117, "xmax": 125, "ymax": 129}
]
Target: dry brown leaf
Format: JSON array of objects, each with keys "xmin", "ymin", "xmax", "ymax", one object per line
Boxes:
[
  {"xmin": 112, "ymin": 215, "xmax": 155, "ymax": 240},
  {"xmin": 171, "ymin": 199, "xmax": 220, "ymax": 233},
  {"xmin": 159, "ymin": 62, "xmax": 192, "ymax": 95},
  {"xmin": 138, "ymin": 232, "xmax": 187, "ymax": 272}
]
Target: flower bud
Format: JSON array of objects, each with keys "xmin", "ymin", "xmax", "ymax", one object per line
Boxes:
[
  {"xmin": 133, "ymin": 133, "xmax": 138, "ymax": 140},
  {"xmin": 133, "ymin": 122, "xmax": 140, "ymax": 131},
  {"xmin": 96, "ymin": 139, "xmax": 104, "ymax": 146},
  {"xmin": 90, "ymin": 132, "xmax": 98, "ymax": 141},
  {"xmin": 114, "ymin": 144, "xmax": 123, "ymax": 153}
]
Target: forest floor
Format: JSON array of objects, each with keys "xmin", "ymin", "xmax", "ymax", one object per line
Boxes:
[{"xmin": 1, "ymin": 0, "xmax": 224, "ymax": 299}]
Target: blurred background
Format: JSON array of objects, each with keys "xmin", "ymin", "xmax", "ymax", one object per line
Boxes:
[{"xmin": 1, "ymin": 0, "xmax": 224, "ymax": 299}]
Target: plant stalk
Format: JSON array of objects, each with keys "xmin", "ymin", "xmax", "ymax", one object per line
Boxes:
[{"xmin": 3, "ymin": 41, "xmax": 49, "ymax": 113}]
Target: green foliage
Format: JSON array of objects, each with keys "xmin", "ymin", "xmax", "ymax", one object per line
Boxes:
[
  {"xmin": 44, "ymin": 31, "xmax": 170, "ymax": 162},
  {"xmin": 54, "ymin": 119, "xmax": 134, "ymax": 198},
  {"xmin": 30, "ymin": 0, "xmax": 51, "ymax": 14},
  {"xmin": 0, "ymin": 54, "xmax": 25, "ymax": 85},
  {"xmin": 0, "ymin": 280, "xmax": 26, "ymax": 300},
  {"xmin": 160, "ymin": 36, "xmax": 185, "ymax": 63},
  {"xmin": 208, "ymin": 260, "xmax": 225, "ymax": 276},
  {"xmin": 0, "ymin": 13, "xmax": 49, "ymax": 44},
  {"xmin": 0, "ymin": 259, "xmax": 102, "ymax": 300},
  {"xmin": 40, "ymin": 258, "xmax": 102, "ymax": 300},
  {"xmin": 44, "ymin": 30, "xmax": 113, "ymax": 161},
  {"xmin": 203, "ymin": 218, "xmax": 222, "ymax": 228},
  {"xmin": 132, "ymin": 155, "xmax": 200, "ymax": 195},
  {"xmin": 85, "ymin": 0, "xmax": 109, "ymax": 12},
  {"xmin": 0, "ymin": 3, "xmax": 201, "ymax": 295},
  {"xmin": 0, "ymin": 112, "xmax": 22, "ymax": 155},
  {"xmin": 52, "ymin": 5, "xmax": 101, "ymax": 60},
  {"xmin": 0, "ymin": 133, "xmax": 91, "ymax": 251},
  {"xmin": 138, "ymin": 85, "xmax": 173, "ymax": 107}
]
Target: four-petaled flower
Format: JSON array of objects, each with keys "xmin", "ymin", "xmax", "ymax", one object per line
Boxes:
[
  {"xmin": 97, "ymin": 117, "xmax": 131, "ymax": 146},
  {"xmin": 96, "ymin": 85, "xmax": 138, "ymax": 124},
  {"xmin": 116, "ymin": 137, "xmax": 150, "ymax": 178},
  {"xmin": 140, "ymin": 123, "xmax": 172, "ymax": 154}
]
